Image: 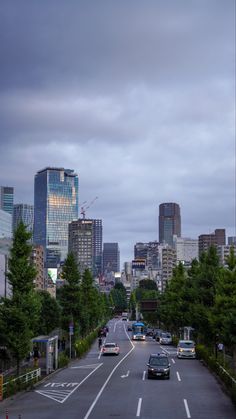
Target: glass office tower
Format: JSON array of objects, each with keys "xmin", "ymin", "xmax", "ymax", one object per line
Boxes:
[
  {"xmin": 34, "ymin": 167, "xmax": 79, "ymax": 268},
  {"xmin": 159, "ymin": 202, "xmax": 181, "ymax": 247},
  {"xmin": 13, "ymin": 204, "xmax": 34, "ymax": 237},
  {"xmin": 0, "ymin": 186, "xmax": 14, "ymax": 215}
]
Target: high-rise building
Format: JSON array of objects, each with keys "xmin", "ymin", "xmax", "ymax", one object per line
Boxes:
[
  {"xmin": 160, "ymin": 245, "xmax": 177, "ymax": 291},
  {"xmin": 159, "ymin": 202, "xmax": 181, "ymax": 247},
  {"xmin": 0, "ymin": 209, "xmax": 12, "ymax": 239},
  {"xmin": 92, "ymin": 219, "xmax": 103, "ymax": 276},
  {"xmin": 228, "ymin": 236, "xmax": 236, "ymax": 245},
  {"xmin": 198, "ymin": 229, "xmax": 226, "ymax": 256},
  {"xmin": 173, "ymin": 235, "xmax": 199, "ymax": 264},
  {"xmin": 31, "ymin": 245, "xmax": 45, "ymax": 290},
  {"xmin": 0, "ymin": 186, "xmax": 14, "ymax": 215},
  {"xmin": 33, "ymin": 167, "xmax": 79, "ymax": 268},
  {"xmin": 134, "ymin": 241, "xmax": 160, "ymax": 269},
  {"xmin": 13, "ymin": 204, "xmax": 34, "ymax": 237},
  {"xmin": 68, "ymin": 219, "xmax": 93, "ymax": 273},
  {"xmin": 103, "ymin": 243, "xmax": 120, "ymax": 273}
]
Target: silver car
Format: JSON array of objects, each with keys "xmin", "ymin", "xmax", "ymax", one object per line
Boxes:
[
  {"xmin": 159, "ymin": 332, "xmax": 172, "ymax": 345},
  {"xmin": 177, "ymin": 340, "xmax": 196, "ymax": 358}
]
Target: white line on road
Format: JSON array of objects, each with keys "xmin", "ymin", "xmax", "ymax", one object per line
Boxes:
[
  {"xmin": 83, "ymin": 325, "xmax": 135, "ymax": 419},
  {"xmin": 183, "ymin": 399, "xmax": 191, "ymax": 418},
  {"xmin": 142, "ymin": 371, "xmax": 146, "ymax": 381},
  {"xmin": 176, "ymin": 371, "xmax": 181, "ymax": 381},
  {"xmin": 136, "ymin": 398, "xmax": 142, "ymax": 417},
  {"xmin": 121, "ymin": 370, "xmax": 130, "ymax": 378},
  {"xmin": 171, "ymin": 358, "xmax": 175, "ymax": 364}
]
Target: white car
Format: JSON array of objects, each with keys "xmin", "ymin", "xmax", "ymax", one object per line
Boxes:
[
  {"xmin": 102, "ymin": 342, "xmax": 120, "ymax": 356},
  {"xmin": 177, "ymin": 340, "xmax": 196, "ymax": 359},
  {"xmin": 159, "ymin": 332, "xmax": 172, "ymax": 345}
]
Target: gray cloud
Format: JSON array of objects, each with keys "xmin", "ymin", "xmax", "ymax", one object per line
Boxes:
[{"xmin": 0, "ymin": 0, "xmax": 235, "ymax": 264}]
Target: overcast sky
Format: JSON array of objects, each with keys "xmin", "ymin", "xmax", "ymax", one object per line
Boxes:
[{"xmin": 0, "ymin": 0, "xmax": 235, "ymax": 266}]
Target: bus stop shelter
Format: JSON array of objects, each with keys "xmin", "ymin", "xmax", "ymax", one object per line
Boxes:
[{"xmin": 32, "ymin": 335, "xmax": 58, "ymax": 375}]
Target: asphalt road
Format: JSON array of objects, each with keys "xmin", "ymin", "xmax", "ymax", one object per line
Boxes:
[{"xmin": 1, "ymin": 318, "xmax": 235, "ymax": 419}]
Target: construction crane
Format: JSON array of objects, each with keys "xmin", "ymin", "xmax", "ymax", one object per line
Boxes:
[{"xmin": 80, "ymin": 196, "xmax": 98, "ymax": 219}]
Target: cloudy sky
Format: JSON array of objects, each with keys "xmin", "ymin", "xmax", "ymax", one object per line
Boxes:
[{"xmin": 0, "ymin": 0, "xmax": 235, "ymax": 265}]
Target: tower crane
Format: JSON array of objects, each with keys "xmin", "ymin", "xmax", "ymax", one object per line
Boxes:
[{"xmin": 80, "ymin": 196, "xmax": 98, "ymax": 219}]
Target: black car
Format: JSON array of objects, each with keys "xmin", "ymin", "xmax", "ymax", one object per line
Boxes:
[{"xmin": 147, "ymin": 353, "xmax": 170, "ymax": 379}]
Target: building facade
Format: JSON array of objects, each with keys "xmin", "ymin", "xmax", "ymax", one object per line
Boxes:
[
  {"xmin": 0, "ymin": 186, "xmax": 14, "ymax": 215},
  {"xmin": 31, "ymin": 245, "xmax": 45, "ymax": 290},
  {"xmin": 198, "ymin": 229, "xmax": 226, "ymax": 256},
  {"xmin": 13, "ymin": 204, "xmax": 34, "ymax": 237},
  {"xmin": 159, "ymin": 245, "xmax": 177, "ymax": 291},
  {"xmin": 159, "ymin": 202, "xmax": 181, "ymax": 247},
  {"xmin": 0, "ymin": 209, "xmax": 12, "ymax": 239},
  {"xmin": 103, "ymin": 243, "xmax": 120, "ymax": 274},
  {"xmin": 173, "ymin": 235, "xmax": 198, "ymax": 263},
  {"xmin": 68, "ymin": 219, "xmax": 93, "ymax": 273},
  {"xmin": 92, "ymin": 219, "xmax": 103, "ymax": 276},
  {"xmin": 33, "ymin": 167, "xmax": 79, "ymax": 268}
]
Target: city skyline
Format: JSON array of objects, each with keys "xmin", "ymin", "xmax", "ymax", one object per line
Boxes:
[{"xmin": 0, "ymin": 1, "xmax": 235, "ymax": 265}]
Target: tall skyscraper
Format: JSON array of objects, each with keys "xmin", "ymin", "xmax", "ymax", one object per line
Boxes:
[
  {"xmin": 13, "ymin": 204, "xmax": 34, "ymax": 237},
  {"xmin": 92, "ymin": 219, "xmax": 103, "ymax": 276},
  {"xmin": 68, "ymin": 218, "xmax": 103, "ymax": 276},
  {"xmin": 68, "ymin": 219, "xmax": 93, "ymax": 273},
  {"xmin": 103, "ymin": 243, "xmax": 120, "ymax": 273},
  {"xmin": 33, "ymin": 167, "xmax": 79, "ymax": 268},
  {"xmin": 159, "ymin": 202, "xmax": 181, "ymax": 247},
  {"xmin": 0, "ymin": 186, "xmax": 14, "ymax": 215}
]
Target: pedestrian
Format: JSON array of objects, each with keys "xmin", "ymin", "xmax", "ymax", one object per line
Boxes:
[
  {"xmin": 33, "ymin": 345, "xmax": 40, "ymax": 368},
  {"xmin": 218, "ymin": 342, "xmax": 224, "ymax": 352},
  {"xmin": 98, "ymin": 337, "xmax": 102, "ymax": 350}
]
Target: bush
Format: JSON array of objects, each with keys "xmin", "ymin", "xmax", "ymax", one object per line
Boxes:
[
  {"xmin": 58, "ymin": 352, "xmax": 69, "ymax": 368},
  {"xmin": 196, "ymin": 344, "xmax": 236, "ymax": 406}
]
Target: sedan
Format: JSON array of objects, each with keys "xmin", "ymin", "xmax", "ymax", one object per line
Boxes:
[
  {"xmin": 102, "ymin": 343, "xmax": 120, "ymax": 356},
  {"xmin": 177, "ymin": 340, "xmax": 196, "ymax": 358}
]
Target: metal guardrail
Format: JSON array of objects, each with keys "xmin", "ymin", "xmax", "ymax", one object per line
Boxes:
[
  {"xmin": 2, "ymin": 368, "xmax": 41, "ymax": 395},
  {"xmin": 218, "ymin": 363, "xmax": 236, "ymax": 385}
]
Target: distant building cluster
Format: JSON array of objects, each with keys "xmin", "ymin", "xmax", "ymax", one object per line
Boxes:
[{"xmin": 0, "ymin": 168, "xmax": 235, "ymax": 298}]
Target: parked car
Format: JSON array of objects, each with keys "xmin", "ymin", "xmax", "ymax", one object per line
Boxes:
[
  {"xmin": 102, "ymin": 342, "xmax": 120, "ymax": 356},
  {"xmin": 177, "ymin": 340, "xmax": 196, "ymax": 359},
  {"xmin": 159, "ymin": 332, "xmax": 172, "ymax": 345},
  {"xmin": 147, "ymin": 353, "xmax": 170, "ymax": 379}
]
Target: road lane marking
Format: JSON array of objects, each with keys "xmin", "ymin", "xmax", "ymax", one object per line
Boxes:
[
  {"xmin": 171, "ymin": 358, "xmax": 175, "ymax": 364},
  {"xmin": 71, "ymin": 363, "xmax": 103, "ymax": 369},
  {"xmin": 184, "ymin": 399, "xmax": 191, "ymax": 418},
  {"xmin": 83, "ymin": 323, "xmax": 135, "ymax": 419},
  {"xmin": 35, "ymin": 363, "xmax": 103, "ymax": 404},
  {"xmin": 142, "ymin": 371, "xmax": 146, "ymax": 381},
  {"xmin": 136, "ymin": 398, "xmax": 142, "ymax": 417},
  {"xmin": 121, "ymin": 370, "xmax": 130, "ymax": 378},
  {"xmin": 176, "ymin": 371, "xmax": 181, "ymax": 381}
]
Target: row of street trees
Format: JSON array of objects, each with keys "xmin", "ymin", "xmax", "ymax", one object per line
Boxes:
[
  {"xmin": 0, "ymin": 222, "xmax": 111, "ymax": 374},
  {"xmin": 159, "ymin": 246, "xmax": 236, "ymax": 366}
]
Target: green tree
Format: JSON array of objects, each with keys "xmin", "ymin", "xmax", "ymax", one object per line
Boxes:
[
  {"xmin": 139, "ymin": 279, "xmax": 157, "ymax": 290},
  {"xmin": 1, "ymin": 222, "xmax": 39, "ymax": 374},
  {"xmin": 80, "ymin": 268, "xmax": 100, "ymax": 336},
  {"xmin": 59, "ymin": 252, "xmax": 81, "ymax": 336},
  {"xmin": 36, "ymin": 290, "xmax": 61, "ymax": 335}
]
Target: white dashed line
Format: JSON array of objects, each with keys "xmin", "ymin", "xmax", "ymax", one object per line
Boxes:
[
  {"xmin": 142, "ymin": 371, "xmax": 146, "ymax": 381},
  {"xmin": 176, "ymin": 371, "xmax": 181, "ymax": 381},
  {"xmin": 171, "ymin": 358, "xmax": 175, "ymax": 364},
  {"xmin": 184, "ymin": 399, "xmax": 191, "ymax": 418},
  {"xmin": 136, "ymin": 398, "xmax": 142, "ymax": 417}
]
